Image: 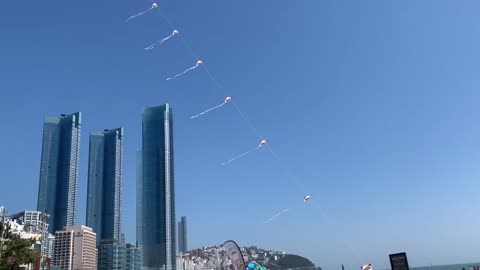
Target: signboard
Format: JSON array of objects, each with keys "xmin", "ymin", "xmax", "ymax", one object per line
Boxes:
[{"xmin": 389, "ymin": 252, "xmax": 409, "ymax": 270}]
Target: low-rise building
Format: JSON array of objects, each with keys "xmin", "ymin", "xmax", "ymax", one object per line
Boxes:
[
  {"xmin": 9, "ymin": 210, "xmax": 51, "ymax": 260},
  {"xmin": 98, "ymin": 239, "xmax": 125, "ymax": 270},
  {"xmin": 53, "ymin": 225, "xmax": 97, "ymax": 270},
  {"xmin": 125, "ymin": 243, "xmax": 142, "ymax": 270}
]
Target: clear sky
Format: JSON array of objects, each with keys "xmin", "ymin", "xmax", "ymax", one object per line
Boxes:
[{"xmin": 1, "ymin": 0, "xmax": 480, "ymax": 269}]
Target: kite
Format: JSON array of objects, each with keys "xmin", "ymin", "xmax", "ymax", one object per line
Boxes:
[
  {"xmin": 263, "ymin": 208, "xmax": 289, "ymax": 223},
  {"xmin": 222, "ymin": 139, "xmax": 268, "ymax": 166},
  {"xmin": 166, "ymin": 60, "xmax": 203, "ymax": 81},
  {"xmin": 304, "ymin": 195, "xmax": 313, "ymax": 202},
  {"xmin": 190, "ymin": 96, "xmax": 232, "ymax": 119},
  {"xmin": 145, "ymin": 29, "xmax": 179, "ymax": 50},
  {"xmin": 126, "ymin": 3, "xmax": 158, "ymax": 22}
]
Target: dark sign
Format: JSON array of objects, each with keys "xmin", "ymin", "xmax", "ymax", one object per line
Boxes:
[{"xmin": 389, "ymin": 252, "xmax": 409, "ymax": 270}]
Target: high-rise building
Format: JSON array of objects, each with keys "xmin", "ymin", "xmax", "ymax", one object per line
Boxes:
[
  {"xmin": 177, "ymin": 217, "xmax": 187, "ymax": 253},
  {"xmin": 136, "ymin": 150, "xmax": 142, "ymax": 249},
  {"xmin": 53, "ymin": 225, "xmax": 97, "ymax": 270},
  {"xmin": 37, "ymin": 112, "xmax": 81, "ymax": 234},
  {"xmin": 85, "ymin": 128, "xmax": 124, "ymax": 270},
  {"xmin": 86, "ymin": 128, "xmax": 123, "ymax": 243},
  {"xmin": 137, "ymin": 104, "xmax": 176, "ymax": 270}
]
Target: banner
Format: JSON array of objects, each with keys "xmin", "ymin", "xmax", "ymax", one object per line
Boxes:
[{"xmin": 223, "ymin": 240, "xmax": 246, "ymax": 270}]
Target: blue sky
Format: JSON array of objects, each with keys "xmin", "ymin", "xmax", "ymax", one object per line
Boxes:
[{"xmin": 1, "ymin": 0, "xmax": 480, "ymax": 269}]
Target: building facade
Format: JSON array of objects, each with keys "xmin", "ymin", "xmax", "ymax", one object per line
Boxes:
[
  {"xmin": 177, "ymin": 217, "xmax": 187, "ymax": 254},
  {"xmin": 98, "ymin": 239, "xmax": 125, "ymax": 270},
  {"xmin": 53, "ymin": 225, "xmax": 97, "ymax": 270},
  {"xmin": 137, "ymin": 104, "xmax": 176, "ymax": 270},
  {"xmin": 126, "ymin": 244, "xmax": 142, "ymax": 270},
  {"xmin": 0, "ymin": 206, "xmax": 5, "ymax": 221},
  {"xmin": 37, "ymin": 112, "xmax": 81, "ymax": 234},
  {"xmin": 8, "ymin": 211, "xmax": 51, "ymax": 260},
  {"xmin": 86, "ymin": 128, "xmax": 123, "ymax": 244}
]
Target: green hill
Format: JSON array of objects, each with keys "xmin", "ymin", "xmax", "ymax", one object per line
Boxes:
[{"xmin": 267, "ymin": 254, "xmax": 321, "ymax": 270}]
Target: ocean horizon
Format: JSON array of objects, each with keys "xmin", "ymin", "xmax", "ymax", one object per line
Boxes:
[{"xmin": 381, "ymin": 263, "xmax": 480, "ymax": 270}]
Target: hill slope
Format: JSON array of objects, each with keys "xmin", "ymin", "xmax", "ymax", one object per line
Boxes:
[{"xmin": 267, "ymin": 254, "xmax": 320, "ymax": 270}]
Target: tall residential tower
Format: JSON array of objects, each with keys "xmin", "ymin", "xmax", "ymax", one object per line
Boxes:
[
  {"xmin": 85, "ymin": 128, "xmax": 124, "ymax": 269},
  {"xmin": 177, "ymin": 217, "xmax": 187, "ymax": 254},
  {"xmin": 137, "ymin": 104, "xmax": 176, "ymax": 270},
  {"xmin": 86, "ymin": 128, "xmax": 123, "ymax": 243},
  {"xmin": 37, "ymin": 112, "xmax": 81, "ymax": 234}
]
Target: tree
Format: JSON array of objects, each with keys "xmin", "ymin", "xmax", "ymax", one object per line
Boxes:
[{"xmin": 0, "ymin": 221, "xmax": 40, "ymax": 270}]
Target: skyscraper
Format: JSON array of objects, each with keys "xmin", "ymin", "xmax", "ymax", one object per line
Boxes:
[
  {"xmin": 137, "ymin": 104, "xmax": 176, "ymax": 270},
  {"xmin": 86, "ymin": 128, "xmax": 123, "ymax": 244},
  {"xmin": 86, "ymin": 128, "xmax": 124, "ymax": 270},
  {"xmin": 177, "ymin": 217, "xmax": 187, "ymax": 254},
  {"xmin": 37, "ymin": 112, "xmax": 81, "ymax": 234}
]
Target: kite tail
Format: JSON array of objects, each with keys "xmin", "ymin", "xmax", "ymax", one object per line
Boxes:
[
  {"xmin": 144, "ymin": 34, "xmax": 173, "ymax": 50},
  {"xmin": 166, "ymin": 65, "xmax": 197, "ymax": 81},
  {"xmin": 190, "ymin": 103, "xmax": 225, "ymax": 119},
  {"xmin": 126, "ymin": 8, "xmax": 152, "ymax": 22},
  {"xmin": 221, "ymin": 146, "xmax": 261, "ymax": 166},
  {"xmin": 264, "ymin": 208, "xmax": 290, "ymax": 223}
]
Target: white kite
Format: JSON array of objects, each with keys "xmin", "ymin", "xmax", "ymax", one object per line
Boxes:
[
  {"xmin": 166, "ymin": 60, "xmax": 203, "ymax": 81},
  {"xmin": 264, "ymin": 208, "xmax": 289, "ymax": 223},
  {"xmin": 145, "ymin": 29, "xmax": 179, "ymax": 50},
  {"xmin": 304, "ymin": 194, "xmax": 313, "ymax": 202},
  {"xmin": 126, "ymin": 3, "xmax": 158, "ymax": 22},
  {"xmin": 190, "ymin": 96, "xmax": 232, "ymax": 119},
  {"xmin": 222, "ymin": 139, "xmax": 268, "ymax": 166}
]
